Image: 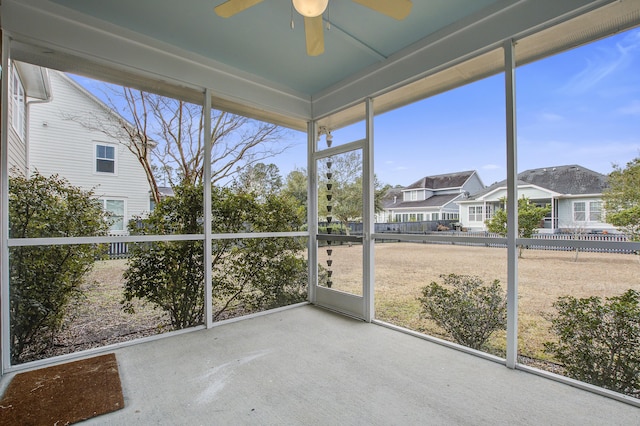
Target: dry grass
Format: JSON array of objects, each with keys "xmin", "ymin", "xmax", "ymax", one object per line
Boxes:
[
  {"xmin": 44, "ymin": 259, "xmax": 171, "ymax": 360},
  {"xmin": 323, "ymin": 242, "xmax": 640, "ymax": 359},
  {"xmin": 45, "ymin": 243, "xmax": 639, "ymax": 365}
]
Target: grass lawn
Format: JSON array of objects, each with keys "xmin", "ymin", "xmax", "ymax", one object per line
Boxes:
[
  {"xmin": 323, "ymin": 242, "xmax": 640, "ymax": 361},
  {"xmin": 44, "ymin": 242, "xmax": 639, "ymax": 368}
]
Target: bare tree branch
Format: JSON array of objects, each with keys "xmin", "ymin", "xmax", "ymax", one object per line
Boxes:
[{"xmin": 67, "ymin": 80, "xmax": 292, "ymax": 195}]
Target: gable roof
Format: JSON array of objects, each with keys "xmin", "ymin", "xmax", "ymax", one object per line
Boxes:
[
  {"xmin": 518, "ymin": 165, "xmax": 608, "ymax": 194},
  {"xmin": 468, "ymin": 165, "xmax": 608, "ymax": 200},
  {"xmin": 383, "ymin": 193, "xmax": 461, "ymax": 210},
  {"xmin": 380, "ymin": 187, "xmax": 403, "ymax": 208},
  {"xmin": 405, "ymin": 171, "xmax": 476, "ymax": 190},
  {"xmin": 14, "ymin": 61, "xmax": 51, "ymax": 100}
]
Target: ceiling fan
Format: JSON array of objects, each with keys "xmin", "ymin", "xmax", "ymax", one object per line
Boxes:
[{"xmin": 214, "ymin": 0, "xmax": 413, "ymax": 56}]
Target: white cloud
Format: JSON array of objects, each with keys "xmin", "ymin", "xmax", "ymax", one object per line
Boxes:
[
  {"xmin": 539, "ymin": 112, "xmax": 564, "ymax": 122},
  {"xmin": 573, "ymin": 141, "xmax": 640, "ymax": 158},
  {"xmin": 482, "ymin": 164, "xmax": 501, "ymax": 170},
  {"xmin": 562, "ymin": 29, "xmax": 640, "ymax": 95},
  {"xmin": 519, "ymin": 138, "xmax": 640, "ymax": 174},
  {"xmin": 617, "ymin": 100, "xmax": 640, "ymax": 116}
]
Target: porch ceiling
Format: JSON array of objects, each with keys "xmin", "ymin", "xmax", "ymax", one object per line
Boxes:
[{"xmin": 3, "ymin": 0, "xmax": 640, "ymax": 130}]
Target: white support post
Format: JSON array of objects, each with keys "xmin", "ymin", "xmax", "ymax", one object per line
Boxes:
[
  {"xmin": 363, "ymin": 98, "xmax": 375, "ymax": 322},
  {"xmin": 307, "ymin": 121, "xmax": 318, "ymax": 304},
  {"xmin": 504, "ymin": 39, "xmax": 519, "ymax": 369},
  {"xmin": 1, "ymin": 34, "xmax": 11, "ymax": 374},
  {"xmin": 204, "ymin": 89, "xmax": 213, "ymax": 328}
]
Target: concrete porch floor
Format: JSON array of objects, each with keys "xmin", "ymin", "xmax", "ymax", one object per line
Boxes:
[{"xmin": 82, "ymin": 304, "xmax": 637, "ymax": 425}]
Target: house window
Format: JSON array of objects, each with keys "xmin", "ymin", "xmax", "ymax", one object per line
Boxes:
[
  {"xmin": 417, "ymin": 214, "xmax": 424, "ymax": 221},
  {"xmin": 410, "ymin": 191, "xmax": 418, "ymax": 201},
  {"xmin": 96, "ymin": 144, "xmax": 116, "ymax": 173},
  {"xmin": 589, "ymin": 201, "xmax": 602, "ymax": 222},
  {"xmin": 573, "ymin": 201, "xmax": 602, "ymax": 222},
  {"xmin": 573, "ymin": 202, "xmax": 586, "ymax": 222},
  {"xmin": 485, "ymin": 205, "xmax": 494, "ymax": 220},
  {"xmin": 432, "ymin": 213, "xmax": 439, "ymax": 221},
  {"xmin": 102, "ymin": 199, "xmax": 125, "ymax": 232},
  {"xmin": 11, "ymin": 66, "xmax": 26, "ymax": 140},
  {"xmin": 469, "ymin": 206, "xmax": 483, "ymax": 222},
  {"xmin": 409, "ymin": 213, "xmax": 417, "ymax": 221}
]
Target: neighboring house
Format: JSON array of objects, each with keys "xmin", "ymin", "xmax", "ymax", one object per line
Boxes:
[
  {"xmin": 378, "ymin": 171, "xmax": 485, "ymax": 223},
  {"xmin": 150, "ymin": 186, "xmax": 176, "ymax": 211},
  {"xmin": 9, "ymin": 61, "xmax": 153, "ymax": 235},
  {"xmin": 457, "ymin": 165, "xmax": 614, "ymax": 233}
]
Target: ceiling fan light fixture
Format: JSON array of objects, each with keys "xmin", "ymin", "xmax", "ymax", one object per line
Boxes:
[{"xmin": 292, "ymin": 0, "xmax": 328, "ymax": 17}]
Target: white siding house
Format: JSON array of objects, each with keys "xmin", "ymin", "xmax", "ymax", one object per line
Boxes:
[
  {"xmin": 457, "ymin": 165, "xmax": 614, "ymax": 233},
  {"xmin": 379, "ymin": 171, "xmax": 484, "ymax": 223},
  {"xmin": 6, "ymin": 61, "xmax": 51, "ymax": 175},
  {"xmin": 22, "ymin": 66, "xmax": 152, "ymax": 234}
]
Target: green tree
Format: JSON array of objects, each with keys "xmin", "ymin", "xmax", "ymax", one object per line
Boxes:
[
  {"xmin": 603, "ymin": 157, "xmax": 640, "ymax": 240},
  {"xmin": 418, "ymin": 274, "xmax": 507, "ymax": 351},
  {"xmin": 9, "ymin": 172, "xmax": 109, "ymax": 363},
  {"xmin": 283, "ymin": 168, "xmax": 308, "ymax": 209},
  {"xmin": 545, "ymin": 289, "xmax": 640, "ymax": 397},
  {"xmin": 123, "ymin": 183, "xmax": 308, "ymax": 327},
  {"xmin": 210, "ymin": 191, "xmax": 307, "ymax": 317},
  {"xmin": 123, "ymin": 184, "xmax": 205, "ymax": 329},
  {"xmin": 232, "ymin": 162, "xmax": 283, "ymax": 199},
  {"xmin": 485, "ymin": 196, "xmax": 550, "ymax": 258},
  {"xmin": 318, "ymin": 152, "xmax": 386, "ymax": 236}
]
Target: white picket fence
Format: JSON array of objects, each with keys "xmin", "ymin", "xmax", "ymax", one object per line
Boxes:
[{"xmin": 447, "ymin": 231, "xmax": 635, "ymax": 254}]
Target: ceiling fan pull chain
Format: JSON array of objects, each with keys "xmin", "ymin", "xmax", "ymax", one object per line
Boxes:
[{"xmin": 325, "ymin": 1, "xmax": 331, "ymax": 30}]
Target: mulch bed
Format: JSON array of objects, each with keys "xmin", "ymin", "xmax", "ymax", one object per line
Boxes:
[{"xmin": 0, "ymin": 353, "xmax": 124, "ymax": 425}]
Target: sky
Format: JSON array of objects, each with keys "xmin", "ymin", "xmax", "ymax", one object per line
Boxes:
[
  {"xmin": 73, "ymin": 27, "xmax": 640, "ymax": 189},
  {"xmin": 277, "ymin": 27, "xmax": 640, "ymax": 188}
]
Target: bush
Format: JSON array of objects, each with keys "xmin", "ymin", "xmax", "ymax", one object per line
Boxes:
[
  {"xmin": 9, "ymin": 172, "xmax": 108, "ymax": 363},
  {"xmin": 123, "ymin": 184, "xmax": 205, "ymax": 329},
  {"xmin": 545, "ymin": 289, "xmax": 640, "ymax": 397},
  {"xmin": 418, "ymin": 274, "xmax": 507, "ymax": 351},
  {"xmin": 485, "ymin": 196, "xmax": 550, "ymax": 258},
  {"xmin": 123, "ymin": 183, "xmax": 309, "ymax": 328}
]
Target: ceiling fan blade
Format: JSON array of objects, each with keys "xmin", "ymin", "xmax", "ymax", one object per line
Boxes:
[
  {"xmin": 304, "ymin": 16, "xmax": 324, "ymax": 56},
  {"xmin": 352, "ymin": 0, "xmax": 412, "ymax": 20},
  {"xmin": 214, "ymin": 0, "xmax": 263, "ymax": 18}
]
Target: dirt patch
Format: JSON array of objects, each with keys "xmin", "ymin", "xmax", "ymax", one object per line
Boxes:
[{"xmin": 38, "ymin": 259, "xmax": 171, "ymax": 361}]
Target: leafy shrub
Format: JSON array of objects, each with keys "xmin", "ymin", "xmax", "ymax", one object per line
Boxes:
[
  {"xmin": 418, "ymin": 274, "xmax": 507, "ymax": 351},
  {"xmin": 485, "ymin": 196, "xmax": 550, "ymax": 258},
  {"xmin": 545, "ymin": 289, "xmax": 640, "ymax": 397},
  {"xmin": 9, "ymin": 172, "xmax": 108, "ymax": 363},
  {"xmin": 123, "ymin": 184, "xmax": 205, "ymax": 329},
  {"xmin": 123, "ymin": 183, "xmax": 309, "ymax": 328}
]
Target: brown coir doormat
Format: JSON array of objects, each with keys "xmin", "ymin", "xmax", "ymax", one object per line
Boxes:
[{"xmin": 0, "ymin": 353, "xmax": 124, "ymax": 425}]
